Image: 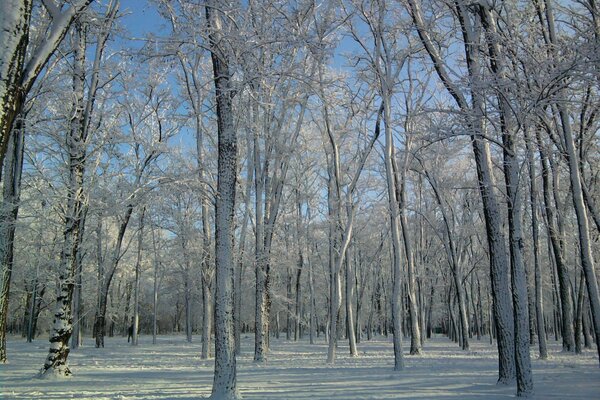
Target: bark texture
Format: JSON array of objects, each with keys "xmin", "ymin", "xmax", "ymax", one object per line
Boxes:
[{"xmin": 206, "ymin": 1, "xmax": 239, "ymax": 398}]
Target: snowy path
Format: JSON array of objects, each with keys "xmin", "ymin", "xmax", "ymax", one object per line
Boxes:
[{"xmin": 2, "ymin": 335, "xmax": 599, "ymax": 399}]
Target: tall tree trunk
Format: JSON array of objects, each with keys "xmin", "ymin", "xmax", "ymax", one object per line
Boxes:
[
  {"xmin": 345, "ymin": 256, "xmax": 357, "ymax": 356},
  {"xmin": 151, "ymin": 219, "xmax": 159, "ymax": 345},
  {"xmin": 407, "ymin": 0, "xmax": 516, "ymax": 382},
  {"xmin": 40, "ymin": 23, "xmax": 87, "ymax": 376},
  {"xmin": 480, "ymin": 7, "xmax": 533, "ymax": 393},
  {"xmin": 536, "ymin": 128, "xmax": 575, "ymax": 351},
  {"xmin": 132, "ymin": 208, "xmax": 145, "ymax": 346},
  {"xmin": 198, "ymin": 119, "xmax": 213, "ymax": 359},
  {"xmin": 394, "ymin": 136, "xmax": 422, "ymax": 354},
  {"xmin": 0, "ymin": 120, "xmax": 24, "ymax": 363},
  {"xmin": 309, "ymin": 244, "xmax": 316, "ymax": 345},
  {"xmin": 382, "ymin": 98, "xmax": 405, "ymax": 370},
  {"xmin": 525, "ymin": 129, "xmax": 548, "ymax": 359},
  {"xmin": 557, "ymin": 103, "xmax": 600, "ymax": 364},
  {"xmin": 71, "ymin": 206, "xmax": 87, "ymax": 350},
  {"xmin": 206, "ymin": 2, "xmax": 239, "ymax": 397}
]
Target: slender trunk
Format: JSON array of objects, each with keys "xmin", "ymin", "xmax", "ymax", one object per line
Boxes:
[
  {"xmin": 382, "ymin": 98, "xmax": 404, "ymax": 370},
  {"xmin": 94, "ymin": 205, "xmax": 133, "ymax": 348},
  {"xmin": 132, "ymin": 208, "xmax": 144, "ymax": 346},
  {"xmin": 575, "ymin": 272, "xmax": 585, "ymax": 354},
  {"xmin": 536, "ymin": 128, "xmax": 575, "ymax": 351},
  {"xmin": 544, "ymin": 0, "xmax": 600, "ymax": 361},
  {"xmin": 525, "ymin": 129, "xmax": 548, "ymax": 359},
  {"xmin": 294, "ymin": 191, "xmax": 303, "ymax": 341},
  {"xmin": 151, "ymin": 220, "xmax": 159, "ymax": 345},
  {"xmin": 309, "ymin": 245, "xmax": 316, "ymax": 345},
  {"xmin": 345, "ymin": 256, "xmax": 358, "ymax": 356},
  {"xmin": 398, "ymin": 173, "xmax": 421, "ymax": 354},
  {"xmin": 234, "ymin": 131, "xmax": 252, "ymax": 355}
]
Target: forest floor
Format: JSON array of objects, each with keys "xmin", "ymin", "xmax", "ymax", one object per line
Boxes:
[{"xmin": 2, "ymin": 333, "xmax": 599, "ymax": 399}]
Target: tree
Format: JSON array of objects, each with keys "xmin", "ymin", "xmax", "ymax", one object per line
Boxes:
[
  {"xmin": 406, "ymin": 0, "xmax": 518, "ymax": 386},
  {"xmin": 0, "ymin": 0, "xmax": 94, "ymax": 364},
  {"xmin": 205, "ymin": 1, "xmax": 240, "ymax": 398},
  {"xmin": 0, "ymin": 0, "xmax": 94, "ymax": 175}
]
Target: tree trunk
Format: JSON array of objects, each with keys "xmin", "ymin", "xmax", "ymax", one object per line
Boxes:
[
  {"xmin": 480, "ymin": 7, "xmax": 533, "ymax": 393},
  {"xmin": 151, "ymin": 220, "xmax": 159, "ymax": 345},
  {"xmin": 132, "ymin": 208, "xmax": 145, "ymax": 346},
  {"xmin": 206, "ymin": 2, "xmax": 239, "ymax": 397},
  {"xmin": 345, "ymin": 256, "xmax": 358, "ymax": 356},
  {"xmin": 536, "ymin": 128, "xmax": 575, "ymax": 351},
  {"xmin": 71, "ymin": 207, "xmax": 87, "ymax": 350},
  {"xmin": 0, "ymin": 122, "xmax": 24, "ymax": 363},
  {"xmin": 407, "ymin": 0, "xmax": 515, "ymax": 382},
  {"xmin": 525, "ymin": 129, "xmax": 547, "ymax": 359},
  {"xmin": 40, "ymin": 23, "xmax": 87, "ymax": 375}
]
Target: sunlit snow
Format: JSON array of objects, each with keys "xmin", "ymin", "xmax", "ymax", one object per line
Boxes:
[{"xmin": 3, "ymin": 335, "xmax": 598, "ymax": 399}]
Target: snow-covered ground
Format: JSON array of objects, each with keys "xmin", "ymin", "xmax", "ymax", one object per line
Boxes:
[{"xmin": 2, "ymin": 334, "xmax": 599, "ymax": 399}]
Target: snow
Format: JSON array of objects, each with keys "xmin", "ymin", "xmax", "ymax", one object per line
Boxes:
[{"xmin": 2, "ymin": 335, "xmax": 599, "ymax": 399}]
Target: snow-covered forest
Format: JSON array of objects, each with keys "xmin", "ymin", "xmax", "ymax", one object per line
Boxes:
[{"xmin": 1, "ymin": 0, "xmax": 599, "ymax": 398}]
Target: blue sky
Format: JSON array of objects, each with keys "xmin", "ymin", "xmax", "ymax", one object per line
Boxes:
[{"xmin": 118, "ymin": 0, "xmax": 165, "ymax": 39}]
